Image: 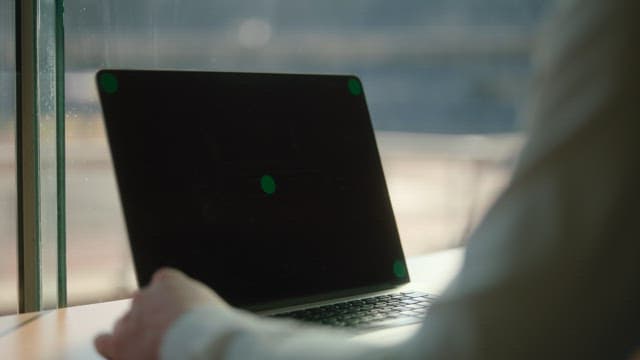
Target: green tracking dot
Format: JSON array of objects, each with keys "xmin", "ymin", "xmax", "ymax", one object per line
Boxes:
[
  {"xmin": 393, "ymin": 260, "xmax": 407, "ymax": 278},
  {"xmin": 347, "ymin": 78, "xmax": 362, "ymax": 96},
  {"xmin": 260, "ymin": 174, "xmax": 276, "ymax": 195},
  {"xmin": 99, "ymin": 72, "xmax": 118, "ymax": 94}
]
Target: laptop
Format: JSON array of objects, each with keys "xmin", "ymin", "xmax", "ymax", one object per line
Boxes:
[{"xmin": 97, "ymin": 69, "xmax": 435, "ymax": 340}]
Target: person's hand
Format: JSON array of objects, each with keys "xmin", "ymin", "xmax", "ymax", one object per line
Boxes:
[{"xmin": 94, "ymin": 268, "xmax": 226, "ymax": 360}]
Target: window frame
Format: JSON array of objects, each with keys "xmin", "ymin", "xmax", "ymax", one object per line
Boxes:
[{"xmin": 15, "ymin": 0, "xmax": 66, "ymax": 313}]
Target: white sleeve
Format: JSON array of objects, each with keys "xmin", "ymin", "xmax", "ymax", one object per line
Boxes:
[
  {"xmin": 162, "ymin": 1, "xmax": 640, "ymax": 359},
  {"xmin": 404, "ymin": 1, "xmax": 640, "ymax": 358},
  {"xmin": 160, "ymin": 305, "xmax": 401, "ymax": 360}
]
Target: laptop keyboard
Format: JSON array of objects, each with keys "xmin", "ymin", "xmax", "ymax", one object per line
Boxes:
[{"xmin": 270, "ymin": 291, "xmax": 435, "ymax": 330}]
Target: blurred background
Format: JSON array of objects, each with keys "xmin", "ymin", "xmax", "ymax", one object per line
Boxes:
[{"xmin": 0, "ymin": 0, "xmax": 552, "ymax": 314}]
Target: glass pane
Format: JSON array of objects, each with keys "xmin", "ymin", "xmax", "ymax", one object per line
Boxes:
[
  {"xmin": 0, "ymin": 0, "xmax": 17, "ymax": 315},
  {"xmin": 64, "ymin": 0, "xmax": 549, "ymax": 306},
  {"xmin": 37, "ymin": 0, "xmax": 61, "ymax": 310}
]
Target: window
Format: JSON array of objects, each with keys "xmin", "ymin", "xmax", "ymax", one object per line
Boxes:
[
  {"xmin": 63, "ymin": 0, "xmax": 550, "ymax": 307},
  {"xmin": 3, "ymin": 0, "xmax": 552, "ymax": 312},
  {"xmin": 0, "ymin": 0, "xmax": 17, "ymax": 315}
]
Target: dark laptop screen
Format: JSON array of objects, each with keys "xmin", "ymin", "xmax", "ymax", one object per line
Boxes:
[{"xmin": 97, "ymin": 70, "xmax": 409, "ymax": 309}]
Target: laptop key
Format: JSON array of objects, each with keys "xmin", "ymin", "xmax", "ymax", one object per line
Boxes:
[{"xmin": 357, "ymin": 316, "xmax": 423, "ymax": 330}]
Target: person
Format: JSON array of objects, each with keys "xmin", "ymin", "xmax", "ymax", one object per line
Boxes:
[{"xmin": 94, "ymin": 0, "xmax": 640, "ymax": 359}]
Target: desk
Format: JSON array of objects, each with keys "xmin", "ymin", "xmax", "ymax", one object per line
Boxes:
[{"xmin": 0, "ymin": 248, "xmax": 464, "ymax": 360}]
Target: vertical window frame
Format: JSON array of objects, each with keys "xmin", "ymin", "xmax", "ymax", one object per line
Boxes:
[
  {"xmin": 15, "ymin": 0, "xmax": 66, "ymax": 313},
  {"xmin": 16, "ymin": 0, "xmax": 42, "ymax": 314}
]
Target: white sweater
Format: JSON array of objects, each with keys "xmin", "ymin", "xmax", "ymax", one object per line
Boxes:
[{"xmin": 161, "ymin": 1, "xmax": 640, "ymax": 358}]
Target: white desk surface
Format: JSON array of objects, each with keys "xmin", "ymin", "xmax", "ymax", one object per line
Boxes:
[{"xmin": 0, "ymin": 248, "xmax": 465, "ymax": 360}]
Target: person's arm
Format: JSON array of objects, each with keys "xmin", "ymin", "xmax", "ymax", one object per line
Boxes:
[
  {"xmin": 160, "ymin": 304, "xmax": 394, "ymax": 360},
  {"xmin": 402, "ymin": 1, "xmax": 640, "ymax": 358},
  {"xmin": 95, "ymin": 268, "xmax": 398, "ymax": 360}
]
